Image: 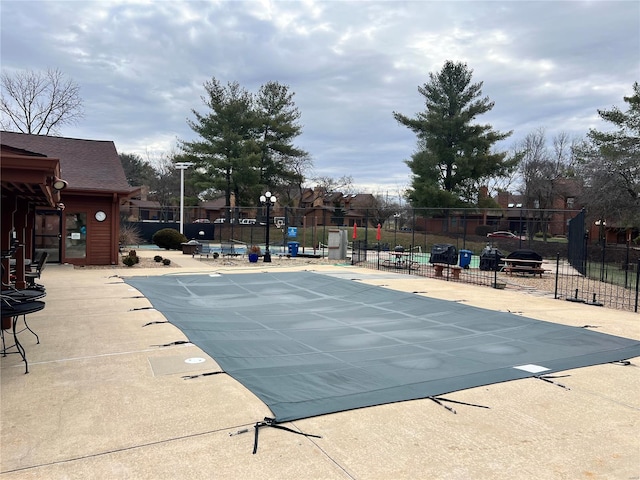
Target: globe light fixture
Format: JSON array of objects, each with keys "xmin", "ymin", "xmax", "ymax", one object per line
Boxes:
[{"xmin": 259, "ymin": 191, "xmax": 277, "ymax": 262}]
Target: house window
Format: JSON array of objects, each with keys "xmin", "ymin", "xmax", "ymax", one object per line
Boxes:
[
  {"xmin": 65, "ymin": 212, "xmax": 87, "ymax": 258},
  {"xmin": 567, "ymin": 197, "xmax": 575, "ymax": 208}
]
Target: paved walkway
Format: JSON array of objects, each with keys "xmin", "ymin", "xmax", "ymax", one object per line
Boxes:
[{"xmin": 1, "ymin": 250, "xmax": 639, "ymax": 479}]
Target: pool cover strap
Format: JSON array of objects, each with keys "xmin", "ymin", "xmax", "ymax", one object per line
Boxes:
[
  {"xmin": 182, "ymin": 370, "xmax": 225, "ymax": 380},
  {"xmin": 428, "ymin": 396, "xmax": 490, "ymax": 414},
  {"xmin": 252, "ymin": 417, "xmax": 321, "ymax": 455}
]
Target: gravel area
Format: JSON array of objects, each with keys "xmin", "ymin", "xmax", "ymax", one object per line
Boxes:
[
  {"xmin": 497, "ymin": 271, "xmax": 558, "ymax": 297},
  {"xmin": 75, "ymin": 251, "xmax": 334, "ymax": 270}
]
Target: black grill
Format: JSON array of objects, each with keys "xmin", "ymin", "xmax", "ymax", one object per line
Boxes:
[
  {"xmin": 479, "ymin": 247, "xmax": 504, "ymax": 271},
  {"xmin": 430, "ymin": 244, "xmax": 458, "ymax": 265}
]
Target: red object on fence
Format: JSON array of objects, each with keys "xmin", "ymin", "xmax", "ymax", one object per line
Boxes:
[
  {"xmin": 353, "ymin": 222, "xmax": 358, "ymax": 239},
  {"xmin": 376, "ymin": 223, "xmax": 381, "ymax": 241}
]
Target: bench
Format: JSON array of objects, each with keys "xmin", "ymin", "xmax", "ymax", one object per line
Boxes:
[
  {"xmin": 221, "ymin": 242, "xmax": 242, "ymax": 258},
  {"xmin": 194, "ymin": 243, "xmax": 215, "ymax": 260},
  {"xmin": 503, "ymin": 265, "xmax": 548, "ymax": 277},
  {"xmin": 432, "ymin": 263, "xmax": 463, "ymax": 279}
]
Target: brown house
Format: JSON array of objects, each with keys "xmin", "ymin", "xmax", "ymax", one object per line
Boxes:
[
  {"xmin": 1, "ymin": 132, "xmax": 137, "ymax": 266},
  {"xmin": 495, "ymin": 181, "xmax": 581, "ymax": 238}
]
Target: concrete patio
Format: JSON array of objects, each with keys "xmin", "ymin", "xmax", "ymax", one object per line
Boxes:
[{"xmin": 1, "ymin": 250, "xmax": 639, "ymax": 479}]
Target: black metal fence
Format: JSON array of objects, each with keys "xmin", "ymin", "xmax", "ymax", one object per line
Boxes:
[
  {"xmin": 124, "ymin": 206, "xmax": 639, "ymax": 313},
  {"xmin": 351, "ymin": 242, "xmax": 639, "ymax": 313}
]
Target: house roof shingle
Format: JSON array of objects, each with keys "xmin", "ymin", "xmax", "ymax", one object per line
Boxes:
[{"xmin": 1, "ymin": 131, "xmax": 132, "ymax": 193}]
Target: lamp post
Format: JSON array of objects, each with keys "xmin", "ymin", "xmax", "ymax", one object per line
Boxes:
[
  {"xmin": 175, "ymin": 162, "xmax": 194, "ymax": 234},
  {"xmin": 260, "ymin": 191, "xmax": 277, "ymax": 262},
  {"xmin": 393, "ymin": 213, "xmax": 400, "ymax": 246}
]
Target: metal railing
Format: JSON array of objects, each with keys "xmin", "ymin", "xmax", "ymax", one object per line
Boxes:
[{"xmin": 352, "ymin": 243, "xmax": 639, "ymax": 313}]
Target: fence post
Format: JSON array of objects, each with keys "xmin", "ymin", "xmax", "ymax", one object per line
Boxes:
[
  {"xmin": 624, "ymin": 240, "xmax": 631, "ymax": 288},
  {"xmin": 600, "ymin": 237, "xmax": 606, "ymax": 282},
  {"xmin": 554, "ymin": 252, "xmax": 560, "ymax": 299},
  {"xmin": 635, "ymin": 258, "xmax": 639, "ymax": 313}
]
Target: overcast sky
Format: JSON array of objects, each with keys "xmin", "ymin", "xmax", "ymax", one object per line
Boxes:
[{"xmin": 1, "ymin": 0, "xmax": 638, "ymax": 193}]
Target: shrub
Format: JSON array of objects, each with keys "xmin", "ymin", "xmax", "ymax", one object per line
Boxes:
[
  {"xmin": 152, "ymin": 228, "xmax": 187, "ymax": 250},
  {"xmin": 249, "ymin": 245, "xmax": 261, "ymax": 255},
  {"xmin": 154, "ymin": 255, "xmax": 163, "ymax": 262},
  {"xmin": 119, "ymin": 223, "xmax": 143, "ymax": 247},
  {"xmin": 162, "ymin": 258, "xmax": 171, "ymax": 266},
  {"xmin": 122, "ymin": 255, "xmax": 137, "ymax": 267},
  {"xmin": 127, "ymin": 250, "xmax": 140, "ymax": 263}
]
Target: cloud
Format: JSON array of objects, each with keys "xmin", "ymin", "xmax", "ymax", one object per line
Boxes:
[{"xmin": 1, "ymin": 0, "xmax": 638, "ymax": 191}]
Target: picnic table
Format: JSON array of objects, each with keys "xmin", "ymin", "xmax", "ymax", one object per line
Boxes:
[
  {"xmin": 382, "ymin": 251, "xmax": 419, "ymax": 270},
  {"xmin": 503, "ymin": 258, "xmax": 548, "ymax": 277}
]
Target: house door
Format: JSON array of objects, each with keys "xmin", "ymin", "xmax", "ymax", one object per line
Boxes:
[
  {"xmin": 35, "ymin": 210, "xmax": 62, "ymax": 263},
  {"xmin": 65, "ymin": 212, "xmax": 87, "ymax": 261}
]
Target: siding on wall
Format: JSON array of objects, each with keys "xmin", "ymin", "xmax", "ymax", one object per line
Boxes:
[
  {"xmin": 63, "ymin": 196, "xmax": 118, "ymax": 265},
  {"xmin": 89, "ymin": 218, "xmax": 113, "ymax": 264}
]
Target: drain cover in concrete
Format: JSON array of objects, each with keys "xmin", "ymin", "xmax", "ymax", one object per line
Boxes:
[{"xmin": 148, "ymin": 355, "xmax": 214, "ymax": 376}]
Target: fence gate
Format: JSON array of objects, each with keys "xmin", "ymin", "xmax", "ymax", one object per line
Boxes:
[
  {"xmin": 567, "ymin": 209, "xmax": 586, "ymax": 275},
  {"xmin": 352, "ymin": 240, "xmax": 367, "ymax": 264}
]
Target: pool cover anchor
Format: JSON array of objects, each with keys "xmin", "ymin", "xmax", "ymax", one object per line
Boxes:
[
  {"xmin": 252, "ymin": 417, "xmax": 321, "ymax": 454},
  {"xmin": 611, "ymin": 360, "xmax": 632, "ymax": 366}
]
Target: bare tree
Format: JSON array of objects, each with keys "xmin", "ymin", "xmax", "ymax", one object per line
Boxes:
[
  {"xmin": 1, "ymin": 67, "xmax": 84, "ymax": 135},
  {"xmin": 278, "ymin": 152, "xmax": 313, "ymax": 208},
  {"xmin": 517, "ymin": 128, "xmax": 578, "ymax": 238},
  {"xmin": 369, "ymin": 192, "xmax": 402, "ymax": 228},
  {"xmin": 311, "ymin": 175, "xmax": 354, "ymax": 195},
  {"xmin": 518, "ymin": 128, "xmax": 554, "ymax": 210}
]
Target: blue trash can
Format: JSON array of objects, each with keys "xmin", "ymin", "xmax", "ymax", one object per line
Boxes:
[
  {"xmin": 459, "ymin": 249, "xmax": 472, "ymax": 269},
  {"xmin": 287, "ymin": 242, "xmax": 300, "ymax": 257}
]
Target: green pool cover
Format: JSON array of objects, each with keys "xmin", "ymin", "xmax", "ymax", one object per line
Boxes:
[{"xmin": 125, "ymin": 271, "xmax": 640, "ymax": 422}]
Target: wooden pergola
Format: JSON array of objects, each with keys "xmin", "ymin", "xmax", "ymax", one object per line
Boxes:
[{"xmin": 1, "ymin": 144, "xmax": 64, "ymax": 288}]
